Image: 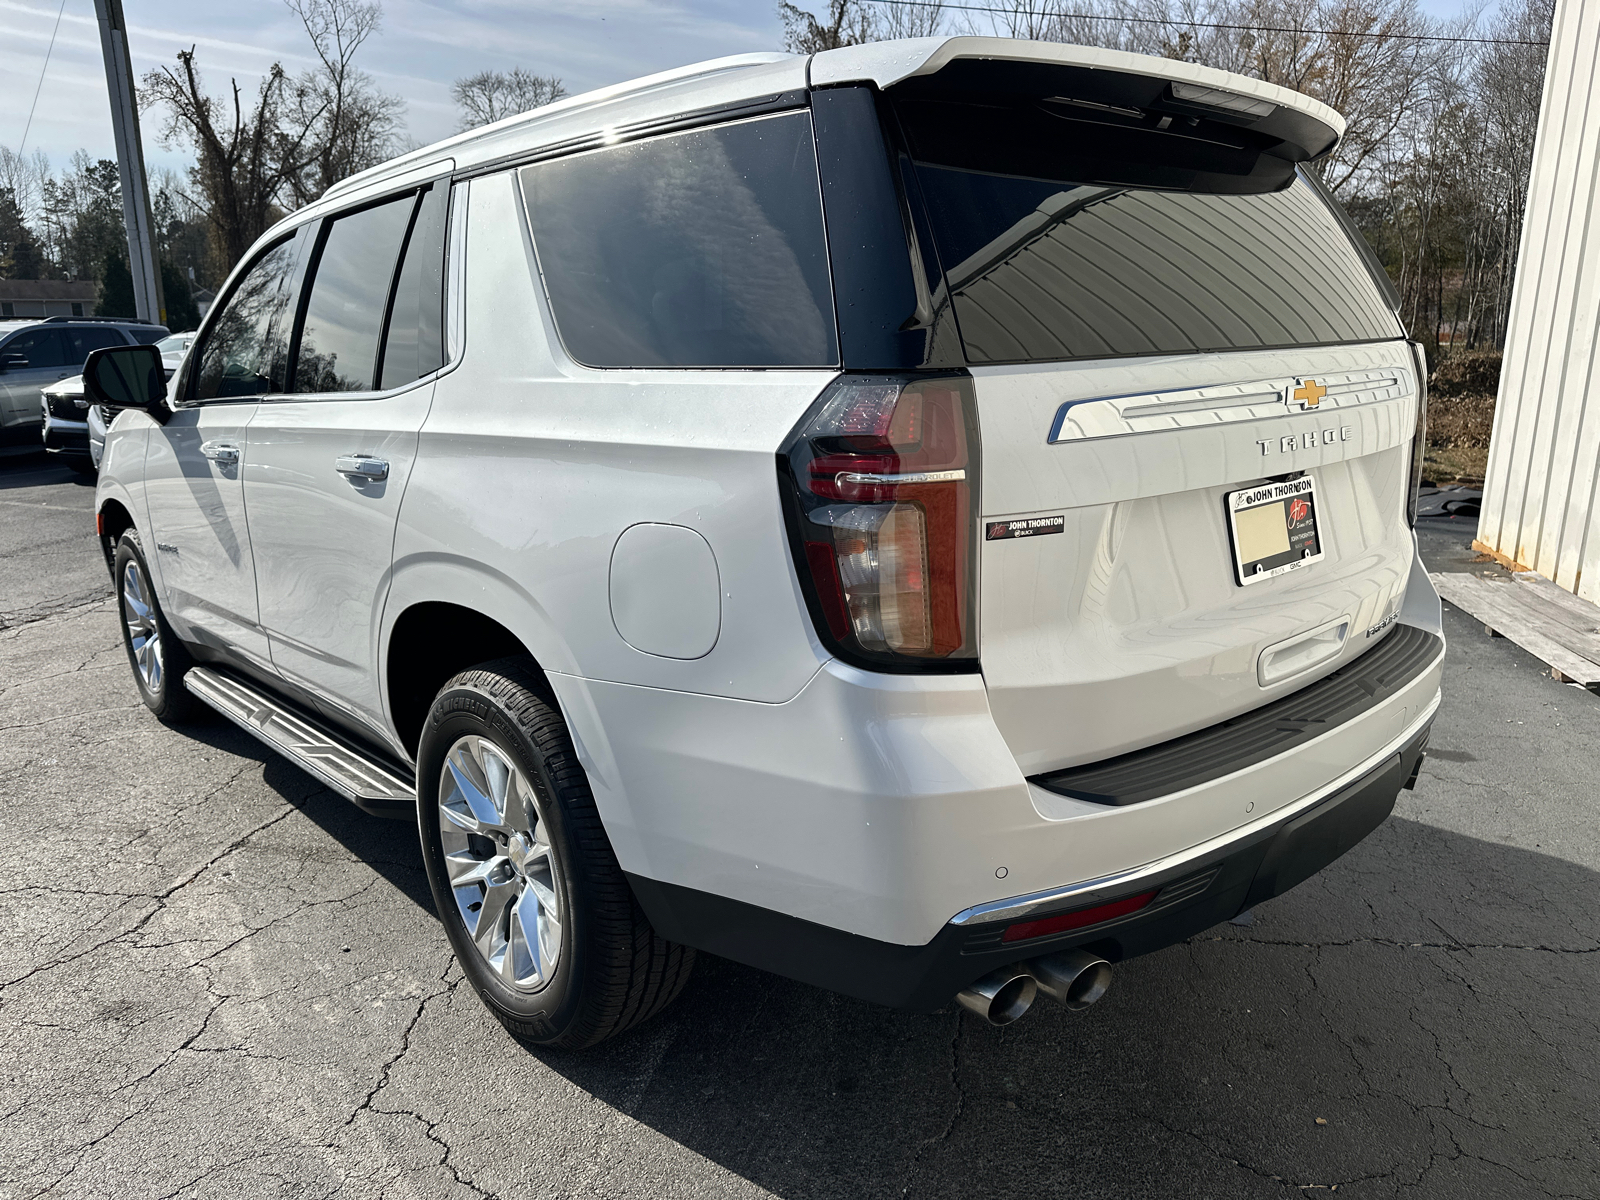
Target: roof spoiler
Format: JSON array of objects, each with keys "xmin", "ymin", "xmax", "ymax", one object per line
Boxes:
[{"xmin": 810, "ymin": 37, "xmax": 1342, "ymax": 164}]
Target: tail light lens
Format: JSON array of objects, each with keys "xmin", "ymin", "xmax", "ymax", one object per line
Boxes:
[
  {"xmin": 778, "ymin": 374, "xmax": 980, "ymax": 671},
  {"xmin": 1406, "ymin": 340, "xmax": 1429, "ymax": 525}
]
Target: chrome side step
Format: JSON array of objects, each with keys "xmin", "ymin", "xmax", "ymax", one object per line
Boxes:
[{"xmin": 184, "ymin": 666, "xmax": 416, "ymax": 818}]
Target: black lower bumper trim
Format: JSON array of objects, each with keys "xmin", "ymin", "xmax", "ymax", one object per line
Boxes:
[
  {"xmin": 627, "ymin": 719, "xmax": 1430, "ymax": 1011},
  {"xmin": 1030, "ymin": 623, "xmax": 1443, "ymax": 806}
]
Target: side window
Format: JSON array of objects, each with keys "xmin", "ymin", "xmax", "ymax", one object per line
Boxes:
[
  {"xmin": 62, "ymin": 327, "xmax": 125, "ymax": 366},
  {"xmin": 293, "ymin": 193, "xmax": 416, "ymax": 393},
  {"xmin": 193, "ymin": 235, "xmax": 301, "ymax": 400},
  {"xmin": 378, "ymin": 184, "xmax": 448, "ymax": 390},
  {"xmin": 4, "ymin": 328, "xmax": 67, "ymax": 369},
  {"xmin": 519, "ymin": 111, "xmax": 838, "ymax": 368}
]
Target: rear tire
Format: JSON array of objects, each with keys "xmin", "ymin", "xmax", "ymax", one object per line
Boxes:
[
  {"xmin": 113, "ymin": 530, "xmax": 195, "ymax": 723},
  {"xmin": 417, "ymin": 658, "xmax": 694, "ymax": 1048}
]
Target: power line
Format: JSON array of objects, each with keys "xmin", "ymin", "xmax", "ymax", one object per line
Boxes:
[
  {"xmin": 870, "ymin": 0, "xmax": 1552, "ymax": 48},
  {"xmin": 18, "ymin": 0, "xmax": 70, "ymax": 157}
]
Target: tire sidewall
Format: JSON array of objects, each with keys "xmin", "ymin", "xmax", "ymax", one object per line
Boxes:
[{"xmin": 416, "ymin": 679, "xmax": 587, "ymax": 1041}]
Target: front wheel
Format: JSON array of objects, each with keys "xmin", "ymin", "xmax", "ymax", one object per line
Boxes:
[
  {"xmin": 113, "ymin": 530, "xmax": 195, "ymax": 723},
  {"xmin": 417, "ymin": 658, "xmax": 693, "ymax": 1048}
]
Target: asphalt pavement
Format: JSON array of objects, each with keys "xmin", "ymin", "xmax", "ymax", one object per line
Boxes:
[{"xmin": 0, "ymin": 453, "xmax": 1595, "ymax": 1200}]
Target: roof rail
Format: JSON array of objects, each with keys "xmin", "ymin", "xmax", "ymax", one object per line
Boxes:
[{"xmin": 43, "ymin": 315, "xmax": 166, "ymax": 326}]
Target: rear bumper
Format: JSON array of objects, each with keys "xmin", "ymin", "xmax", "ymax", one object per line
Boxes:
[{"xmin": 629, "ymin": 710, "xmax": 1432, "ymax": 1010}]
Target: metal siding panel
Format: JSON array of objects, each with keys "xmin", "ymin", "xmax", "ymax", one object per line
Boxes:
[
  {"xmin": 1521, "ymin": 11, "xmax": 1600, "ymax": 574},
  {"xmin": 1480, "ymin": 0, "xmax": 1600, "ymax": 592}
]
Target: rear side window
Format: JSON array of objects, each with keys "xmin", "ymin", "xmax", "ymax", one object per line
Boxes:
[
  {"xmin": 378, "ymin": 184, "xmax": 448, "ymax": 390},
  {"xmin": 194, "ymin": 235, "xmax": 301, "ymax": 400},
  {"xmin": 914, "ymin": 169, "xmax": 1399, "ymax": 363},
  {"xmin": 520, "ymin": 112, "xmax": 838, "ymax": 368},
  {"xmin": 62, "ymin": 326, "xmax": 125, "ymax": 364},
  {"xmin": 295, "ymin": 194, "xmax": 416, "ymax": 393}
]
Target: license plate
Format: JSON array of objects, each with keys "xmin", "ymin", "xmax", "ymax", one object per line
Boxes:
[{"xmin": 1227, "ymin": 477, "xmax": 1323, "ymax": 586}]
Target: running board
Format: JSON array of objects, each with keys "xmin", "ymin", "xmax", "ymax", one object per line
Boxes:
[{"xmin": 184, "ymin": 666, "xmax": 416, "ymax": 818}]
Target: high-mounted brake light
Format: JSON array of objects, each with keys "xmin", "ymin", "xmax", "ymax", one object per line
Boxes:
[{"xmin": 778, "ymin": 374, "xmax": 980, "ymax": 671}]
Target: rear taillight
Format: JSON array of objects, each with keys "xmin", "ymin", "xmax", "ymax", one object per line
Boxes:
[
  {"xmin": 1406, "ymin": 341, "xmax": 1429, "ymax": 525},
  {"xmin": 779, "ymin": 374, "xmax": 980, "ymax": 671}
]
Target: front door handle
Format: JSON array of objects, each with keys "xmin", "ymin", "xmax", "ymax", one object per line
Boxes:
[
  {"xmin": 336, "ymin": 454, "xmax": 389, "ymax": 482},
  {"xmin": 200, "ymin": 441, "xmax": 240, "ymax": 464}
]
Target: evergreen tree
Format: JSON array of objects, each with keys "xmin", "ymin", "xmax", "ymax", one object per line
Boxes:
[
  {"xmin": 98, "ymin": 250, "xmax": 136, "ymax": 318},
  {"xmin": 160, "ymin": 260, "xmax": 200, "ymax": 331}
]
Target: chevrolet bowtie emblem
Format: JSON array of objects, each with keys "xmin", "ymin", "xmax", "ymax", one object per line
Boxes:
[{"xmin": 1293, "ymin": 378, "xmax": 1327, "ymax": 409}]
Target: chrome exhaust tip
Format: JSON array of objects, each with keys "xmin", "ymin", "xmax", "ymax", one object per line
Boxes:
[
  {"xmin": 1028, "ymin": 948, "xmax": 1112, "ymax": 1011},
  {"xmin": 954, "ymin": 966, "xmax": 1038, "ymax": 1026}
]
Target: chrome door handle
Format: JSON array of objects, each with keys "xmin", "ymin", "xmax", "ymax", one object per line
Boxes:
[
  {"xmin": 336, "ymin": 455, "xmax": 389, "ymax": 481},
  {"xmin": 200, "ymin": 441, "xmax": 240, "ymax": 464}
]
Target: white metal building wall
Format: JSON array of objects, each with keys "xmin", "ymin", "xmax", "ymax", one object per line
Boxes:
[{"xmin": 1478, "ymin": 0, "xmax": 1600, "ymax": 600}]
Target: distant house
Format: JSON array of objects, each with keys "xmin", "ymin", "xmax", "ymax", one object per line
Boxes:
[{"xmin": 0, "ymin": 280, "xmax": 99, "ymax": 319}]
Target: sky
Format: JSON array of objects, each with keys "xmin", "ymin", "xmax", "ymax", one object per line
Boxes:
[{"xmin": 0, "ymin": 0, "xmax": 1495, "ymax": 178}]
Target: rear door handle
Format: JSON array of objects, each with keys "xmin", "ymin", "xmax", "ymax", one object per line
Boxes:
[
  {"xmin": 336, "ymin": 454, "xmax": 389, "ymax": 481},
  {"xmin": 200, "ymin": 441, "xmax": 240, "ymax": 464}
]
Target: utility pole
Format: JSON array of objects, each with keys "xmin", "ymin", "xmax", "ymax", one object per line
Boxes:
[{"xmin": 93, "ymin": 0, "xmax": 165, "ymax": 326}]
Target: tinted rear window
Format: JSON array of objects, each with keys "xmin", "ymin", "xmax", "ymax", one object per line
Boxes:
[
  {"xmin": 521, "ymin": 112, "xmax": 838, "ymax": 368},
  {"xmin": 295, "ymin": 193, "xmax": 416, "ymax": 393},
  {"xmin": 378, "ymin": 184, "xmax": 448, "ymax": 390},
  {"xmin": 910, "ymin": 156, "xmax": 1399, "ymax": 364}
]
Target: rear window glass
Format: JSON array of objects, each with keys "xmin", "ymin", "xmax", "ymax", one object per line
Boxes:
[
  {"xmin": 295, "ymin": 193, "xmax": 416, "ymax": 393},
  {"xmin": 520, "ymin": 112, "xmax": 838, "ymax": 369},
  {"xmin": 911, "ymin": 164, "xmax": 1400, "ymax": 364},
  {"xmin": 378, "ymin": 184, "xmax": 448, "ymax": 390}
]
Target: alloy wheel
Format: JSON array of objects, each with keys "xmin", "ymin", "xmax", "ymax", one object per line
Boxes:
[
  {"xmin": 121, "ymin": 559, "xmax": 163, "ymax": 694},
  {"xmin": 438, "ymin": 734, "xmax": 563, "ymax": 991}
]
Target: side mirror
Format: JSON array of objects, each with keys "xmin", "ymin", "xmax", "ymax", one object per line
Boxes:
[{"xmin": 83, "ymin": 344, "xmax": 167, "ymax": 411}]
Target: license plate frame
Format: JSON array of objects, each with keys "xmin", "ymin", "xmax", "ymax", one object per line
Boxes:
[{"xmin": 1226, "ymin": 476, "xmax": 1323, "ymax": 586}]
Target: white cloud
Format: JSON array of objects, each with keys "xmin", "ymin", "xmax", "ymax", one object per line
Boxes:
[{"xmin": 0, "ymin": 0, "xmax": 785, "ymax": 167}]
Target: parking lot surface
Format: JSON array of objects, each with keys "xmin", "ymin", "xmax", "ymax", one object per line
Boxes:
[{"xmin": 1, "ymin": 452, "xmax": 1595, "ymax": 1199}]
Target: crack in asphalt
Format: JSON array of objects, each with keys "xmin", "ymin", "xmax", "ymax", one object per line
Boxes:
[
  {"xmin": 336, "ymin": 960, "xmax": 504, "ymax": 1199},
  {"xmin": 344, "ymin": 959, "xmax": 461, "ymax": 1128},
  {"xmin": 896, "ymin": 1012, "xmax": 968, "ymax": 1197},
  {"xmin": 0, "ymin": 781, "xmax": 299, "ymax": 994}
]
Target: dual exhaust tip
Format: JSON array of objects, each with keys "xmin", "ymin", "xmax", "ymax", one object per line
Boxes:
[{"xmin": 954, "ymin": 949, "xmax": 1112, "ymax": 1026}]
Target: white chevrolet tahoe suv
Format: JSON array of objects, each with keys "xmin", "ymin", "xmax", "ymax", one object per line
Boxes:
[{"xmin": 88, "ymin": 38, "xmax": 1443, "ymax": 1047}]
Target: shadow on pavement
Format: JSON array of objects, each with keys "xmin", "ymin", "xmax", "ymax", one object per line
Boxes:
[
  {"xmin": 173, "ymin": 709, "xmax": 436, "ymax": 916},
  {"xmin": 0, "ymin": 448, "xmax": 96, "ymax": 491},
  {"xmin": 527, "ymin": 816, "xmax": 1599, "ymax": 1199}
]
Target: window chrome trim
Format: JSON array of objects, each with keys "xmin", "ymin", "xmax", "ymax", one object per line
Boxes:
[{"xmin": 444, "ymin": 179, "xmax": 468, "ymax": 366}]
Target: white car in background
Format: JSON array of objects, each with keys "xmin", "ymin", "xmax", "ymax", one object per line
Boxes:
[
  {"xmin": 87, "ymin": 39, "xmax": 1444, "ymax": 1049},
  {"xmin": 42, "ymin": 333, "xmax": 195, "ymax": 472}
]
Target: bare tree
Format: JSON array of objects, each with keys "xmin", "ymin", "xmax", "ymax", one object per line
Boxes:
[
  {"xmin": 281, "ymin": 0, "xmax": 405, "ymax": 204},
  {"xmin": 778, "ymin": 0, "xmax": 881, "ymax": 51},
  {"xmin": 450, "ymin": 69, "xmax": 568, "ymax": 132},
  {"xmin": 0, "ymin": 145, "xmax": 52, "ymax": 231},
  {"xmin": 876, "ymin": 0, "xmax": 947, "ymax": 38},
  {"xmin": 141, "ymin": 50, "xmax": 308, "ymax": 271}
]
